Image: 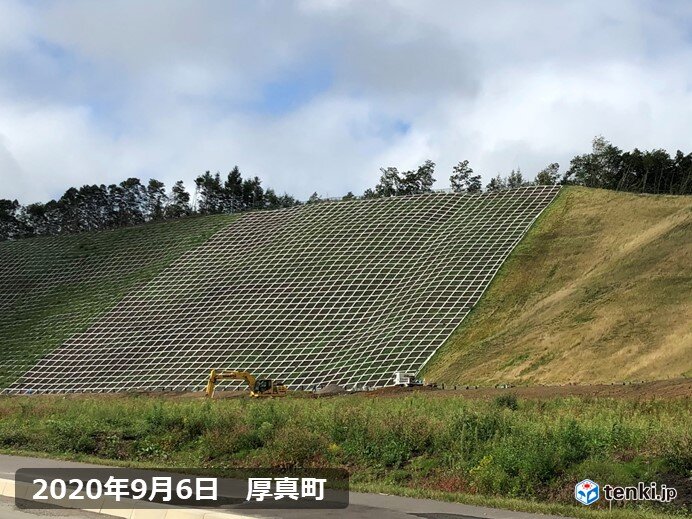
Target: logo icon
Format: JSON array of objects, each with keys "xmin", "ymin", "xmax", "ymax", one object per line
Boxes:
[{"xmin": 575, "ymin": 479, "xmax": 600, "ymax": 505}]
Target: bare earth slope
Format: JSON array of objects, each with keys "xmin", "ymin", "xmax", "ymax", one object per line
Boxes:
[{"xmin": 423, "ymin": 187, "xmax": 692, "ymax": 385}]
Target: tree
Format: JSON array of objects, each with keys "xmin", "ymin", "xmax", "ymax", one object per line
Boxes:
[
  {"xmin": 401, "ymin": 160, "xmax": 435, "ymax": 194},
  {"xmin": 373, "ymin": 160, "xmax": 436, "ymax": 197},
  {"xmin": 22, "ymin": 200, "xmax": 63, "ymax": 237},
  {"xmin": 486, "ymin": 174, "xmax": 507, "ymax": 192},
  {"xmin": 195, "ymin": 171, "xmax": 224, "ymax": 214},
  {"xmin": 450, "ymin": 160, "xmax": 482, "ymax": 193},
  {"xmin": 506, "ymin": 168, "xmax": 527, "ymax": 189},
  {"xmin": 278, "ymin": 193, "xmax": 299, "ymax": 208},
  {"xmin": 450, "ymin": 160, "xmax": 471, "ymax": 192},
  {"xmin": 467, "ymin": 175, "xmax": 482, "ymax": 193},
  {"xmin": 117, "ymin": 178, "xmax": 147, "ymax": 226},
  {"xmin": 1, "ymin": 164, "xmax": 304, "ymax": 240},
  {"xmin": 107, "ymin": 184, "xmax": 124, "ymax": 227},
  {"xmin": 166, "ymin": 181, "xmax": 191, "ymax": 219},
  {"xmin": 241, "ymin": 176, "xmax": 264, "ymax": 209},
  {"xmin": 263, "ymin": 188, "xmax": 299, "ymax": 209},
  {"xmin": 223, "ymin": 166, "xmax": 243, "ymax": 212},
  {"xmin": 58, "ymin": 187, "xmax": 82, "ymax": 233},
  {"xmin": 77, "ymin": 184, "xmax": 110, "ymax": 231},
  {"xmin": 22, "ymin": 202, "xmax": 47, "ymax": 236},
  {"xmin": 560, "ymin": 136, "xmax": 692, "ymax": 194},
  {"xmin": 264, "ymin": 188, "xmax": 281, "ymax": 209},
  {"xmin": 563, "ymin": 136, "xmax": 622, "ymax": 189},
  {"xmin": 375, "ymin": 167, "xmax": 400, "ymax": 197},
  {"xmin": 631, "ymin": 148, "xmax": 673, "ymax": 194},
  {"xmin": 0, "ymin": 199, "xmax": 23, "ymax": 241},
  {"xmin": 535, "ymin": 163, "xmax": 560, "ymax": 185},
  {"xmin": 145, "ymin": 179, "xmax": 168, "ymax": 221},
  {"xmin": 43, "ymin": 200, "xmax": 63, "ymax": 235},
  {"xmin": 342, "ymin": 191, "xmax": 356, "ymax": 200},
  {"xmin": 670, "ymin": 150, "xmax": 692, "ymax": 195},
  {"xmin": 307, "ymin": 192, "xmax": 322, "ymax": 204}
]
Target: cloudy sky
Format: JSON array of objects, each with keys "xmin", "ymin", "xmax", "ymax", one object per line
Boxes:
[{"xmin": 1, "ymin": 0, "xmax": 691, "ymax": 204}]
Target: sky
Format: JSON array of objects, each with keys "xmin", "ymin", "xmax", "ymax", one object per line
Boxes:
[{"xmin": 1, "ymin": 0, "xmax": 691, "ymax": 204}]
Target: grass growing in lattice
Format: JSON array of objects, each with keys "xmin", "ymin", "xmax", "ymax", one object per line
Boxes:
[
  {"xmin": 0, "ymin": 215, "xmax": 236, "ymax": 388},
  {"xmin": 7, "ymin": 187, "xmax": 560, "ymax": 393}
]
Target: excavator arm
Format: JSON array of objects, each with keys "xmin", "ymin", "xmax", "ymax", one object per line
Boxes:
[{"xmin": 205, "ymin": 369, "xmax": 257, "ymax": 397}]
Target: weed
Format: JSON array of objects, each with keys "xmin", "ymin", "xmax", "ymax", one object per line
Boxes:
[
  {"xmin": 0, "ymin": 393, "xmax": 688, "ymax": 513},
  {"xmin": 494, "ymin": 393, "xmax": 519, "ymax": 410}
]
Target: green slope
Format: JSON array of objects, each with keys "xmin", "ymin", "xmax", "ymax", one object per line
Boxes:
[
  {"xmin": 423, "ymin": 187, "xmax": 692, "ymax": 385},
  {"xmin": 10, "ymin": 188, "xmax": 560, "ymax": 392},
  {"xmin": 0, "ymin": 215, "xmax": 236, "ymax": 389}
]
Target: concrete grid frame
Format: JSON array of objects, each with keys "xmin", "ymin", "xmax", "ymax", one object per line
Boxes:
[{"xmin": 7, "ymin": 186, "xmax": 560, "ymax": 393}]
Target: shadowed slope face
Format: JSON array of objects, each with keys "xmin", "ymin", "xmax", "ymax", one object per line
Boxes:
[
  {"xmin": 9, "ymin": 187, "xmax": 559, "ymax": 393},
  {"xmin": 423, "ymin": 187, "xmax": 692, "ymax": 385},
  {"xmin": 0, "ymin": 215, "xmax": 236, "ymax": 389}
]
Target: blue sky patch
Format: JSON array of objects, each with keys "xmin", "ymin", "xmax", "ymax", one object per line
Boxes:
[{"xmin": 251, "ymin": 63, "xmax": 333, "ymax": 116}]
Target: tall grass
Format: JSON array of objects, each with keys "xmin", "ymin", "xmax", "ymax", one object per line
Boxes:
[{"xmin": 0, "ymin": 394, "xmax": 689, "ymax": 512}]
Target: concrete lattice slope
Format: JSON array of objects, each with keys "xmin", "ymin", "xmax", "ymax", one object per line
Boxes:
[
  {"xmin": 0, "ymin": 215, "xmax": 236, "ymax": 389},
  {"xmin": 424, "ymin": 187, "xmax": 692, "ymax": 385},
  {"xmin": 9, "ymin": 187, "xmax": 559, "ymax": 393}
]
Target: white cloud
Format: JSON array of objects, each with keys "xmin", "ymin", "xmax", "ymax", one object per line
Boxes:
[
  {"xmin": 1, "ymin": 0, "xmax": 691, "ymax": 203},
  {"xmin": 0, "ymin": 0, "xmax": 35, "ymax": 53}
]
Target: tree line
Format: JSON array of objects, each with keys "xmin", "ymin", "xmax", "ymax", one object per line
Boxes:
[
  {"xmin": 0, "ymin": 167, "xmax": 299, "ymax": 241},
  {"xmin": 351, "ymin": 136, "xmax": 691, "ymax": 199},
  {"xmin": 2, "ymin": 137, "xmax": 691, "ymax": 241}
]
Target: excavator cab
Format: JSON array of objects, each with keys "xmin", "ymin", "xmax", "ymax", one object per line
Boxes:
[
  {"xmin": 253, "ymin": 378, "xmax": 287, "ymax": 397},
  {"xmin": 254, "ymin": 379, "xmax": 272, "ymax": 393}
]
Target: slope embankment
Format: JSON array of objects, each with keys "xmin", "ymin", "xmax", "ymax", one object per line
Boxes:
[
  {"xmin": 0, "ymin": 215, "xmax": 236, "ymax": 389},
  {"xmin": 10, "ymin": 187, "xmax": 559, "ymax": 393},
  {"xmin": 423, "ymin": 187, "xmax": 691, "ymax": 385}
]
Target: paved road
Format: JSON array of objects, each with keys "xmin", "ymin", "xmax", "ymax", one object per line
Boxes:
[
  {"xmin": 0, "ymin": 497, "xmax": 102, "ymax": 519},
  {"xmin": 0, "ymin": 455, "xmax": 569, "ymax": 519}
]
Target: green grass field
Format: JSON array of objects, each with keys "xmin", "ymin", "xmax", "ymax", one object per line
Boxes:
[
  {"xmin": 424, "ymin": 187, "xmax": 692, "ymax": 385},
  {"xmin": 0, "ymin": 394, "xmax": 688, "ymax": 518},
  {"xmin": 0, "ymin": 215, "xmax": 236, "ymax": 389}
]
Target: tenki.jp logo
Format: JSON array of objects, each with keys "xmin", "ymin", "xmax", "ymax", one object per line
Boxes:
[{"xmin": 575, "ymin": 479, "xmax": 600, "ymax": 505}]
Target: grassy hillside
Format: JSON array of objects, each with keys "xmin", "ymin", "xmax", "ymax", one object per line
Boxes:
[
  {"xmin": 0, "ymin": 394, "xmax": 688, "ymax": 518},
  {"xmin": 423, "ymin": 187, "xmax": 692, "ymax": 385},
  {"xmin": 0, "ymin": 215, "xmax": 236, "ymax": 389},
  {"xmin": 12, "ymin": 188, "xmax": 559, "ymax": 392}
]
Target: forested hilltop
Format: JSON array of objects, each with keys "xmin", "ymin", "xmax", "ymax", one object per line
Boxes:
[{"xmin": 2, "ymin": 136, "xmax": 691, "ymax": 241}]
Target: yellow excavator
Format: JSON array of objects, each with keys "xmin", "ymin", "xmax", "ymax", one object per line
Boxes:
[{"xmin": 205, "ymin": 369, "xmax": 287, "ymax": 398}]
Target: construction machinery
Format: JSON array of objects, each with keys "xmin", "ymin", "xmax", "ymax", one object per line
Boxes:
[
  {"xmin": 392, "ymin": 371, "xmax": 423, "ymax": 387},
  {"xmin": 205, "ymin": 369, "xmax": 287, "ymax": 398}
]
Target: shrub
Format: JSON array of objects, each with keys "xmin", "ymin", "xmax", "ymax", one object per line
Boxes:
[
  {"xmin": 557, "ymin": 419, "xmax": 590, "ymax": 466},
  {"xmin": 660, "ymin": 432, "xmax": 692, "ymax": 476},
  {"xmin": 0, "ymin": 393, "xmax": 688, "ymax": 509},
  {"xmin": 135, "ymin": 438, "xmax": 163, "ymax": 460},
  {"xmin": 470, "ymin": 454, "xmax": 508, "ymax": 494},
  {"xmin": 0, "ymin": 426, "xmax": 31, "ymax": 448},
  {"xmin": 264, "ymin": 428, "xmax": 328, "ymax": 468},
  {"xmin": 200, "ymin": 420, "xmax": 274, "ymax": 460},
  {"xmin": 46, "ymin": 419, "xmax": 100, "ymax": 454},
  {"xmin": 494, "ymin": 393, "xmax": 519, "ymax": 410}
]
